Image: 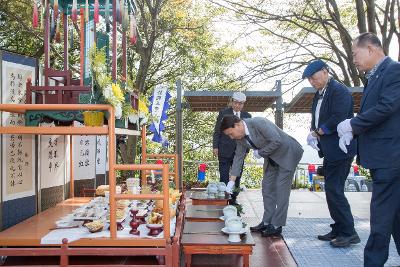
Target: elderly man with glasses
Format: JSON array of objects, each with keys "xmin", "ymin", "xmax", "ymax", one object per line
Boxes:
[{"xmin": 213, "ymin": 92, "xmax": 252, "ymax": 205}]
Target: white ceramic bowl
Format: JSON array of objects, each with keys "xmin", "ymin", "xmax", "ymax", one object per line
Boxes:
[
  {"xmin": 228, "ymin": 220, "xmax": 243, "ymax": 232},
  {"xmin": 223, "ymin": 205, "xmax": 237, "ymax": 218},
  {"xmin": 217, "ymin": 182, "xmax": 227, "ymax": 192},
  {"xmin": 225, "ymin": 216, "xmax": 241, "ymax": 227},
  {"xmin": 207, "ymin": 183, "xmax": 218, "ymax": 194}
]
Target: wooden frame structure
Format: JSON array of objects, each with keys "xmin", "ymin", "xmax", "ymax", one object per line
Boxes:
[
  {"xmin": 0, "ymin": 104, "xmax": 184, "ymax": 266},
  {"xmin": 140, "ymin": 125, "xmax": 181, "ymax": 191}
]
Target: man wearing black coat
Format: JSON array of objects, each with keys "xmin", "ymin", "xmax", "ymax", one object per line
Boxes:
[
  {"xmin": 303, "ymin": 59, "xmax": 360, "ymax": 248},
  {"xmin": 213, "ymin": 92, "xmax": 251, "ymax": 204},
  {"xmin": 338, "ymin": 33, "xmax": 400, "ymax": 267}
]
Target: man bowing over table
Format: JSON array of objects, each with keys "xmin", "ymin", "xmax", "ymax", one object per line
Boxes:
[{"xmin": 221, "ymin": 115, "xmax": 303, "ymax": 237}]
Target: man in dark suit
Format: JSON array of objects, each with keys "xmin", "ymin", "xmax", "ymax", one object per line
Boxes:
[
  {"xmin": 220, "ymin": 115, "xmax": 303, "ymax": 237},
  {"xmin": 213, "ymin": 92, "xmax": 252, "ymax": 204},
  {"xmin": 338, "ymin": 32, "xmax": 400, "ymax": 267},
  {"xmin": 303, "ymin": 60, "xmax": 360, "ymax": 248}
]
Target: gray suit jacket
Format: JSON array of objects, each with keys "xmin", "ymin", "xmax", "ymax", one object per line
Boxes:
[{"xmin": 230, "ymin": 117, "xmax": 304, "ymax": 176}]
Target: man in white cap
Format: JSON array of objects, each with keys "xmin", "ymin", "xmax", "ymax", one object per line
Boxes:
[{"xmin": 213, "ymin": 92, "xmax": 252, "ymax": 204}]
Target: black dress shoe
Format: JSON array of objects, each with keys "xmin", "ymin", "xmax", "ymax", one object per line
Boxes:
[
  {"xmin": 250, "ymin": 222, "xmax": 268, "ymax": 232},
  {"xmin": 330, "ymin": 233, "xmax": 361, "ymax": 247},
  {"xmin": 261, "ymin": 226, "xmax": 282, "ymax": 237},
  {"xmin": 317, "ymin": 231, "xmax": 337, "ymax": 241}
]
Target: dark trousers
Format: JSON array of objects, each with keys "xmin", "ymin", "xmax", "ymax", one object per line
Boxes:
[
  {"xmin": 218, "ymin": 156, "xmax": 243, "ymax": 200},
  {"xmin": 364, "ymin": 167, "xmax": 400, "ymax": 267},
  {"xmin": 324, "ymin": 157, "xmax": 356, "ymax": 236}
]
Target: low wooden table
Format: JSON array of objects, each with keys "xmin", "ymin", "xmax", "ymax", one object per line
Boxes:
[
  {"xmin": 0, "ymin": 197, "xmax": 166, "ymax": 247},
  {"xmin": 185, "ymin": 205, "xmax": 224, "ymax": 222},
  {"xmin": 182, "ymin": 221, "xmax": 255, "ymax": 267},
  {"xmin": 189, "ymin": 191, "xmax": 230, "ymax": 206}
]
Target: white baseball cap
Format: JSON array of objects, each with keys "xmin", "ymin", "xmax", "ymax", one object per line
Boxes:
[{"xmin": 232, "ymin": 92, "xmax": 246, "ymax": 102}]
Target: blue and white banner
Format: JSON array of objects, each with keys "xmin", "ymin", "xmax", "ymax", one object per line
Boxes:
[{"xmin": 148, "ymin": 85, "xmax": 171, "ymax": 146}]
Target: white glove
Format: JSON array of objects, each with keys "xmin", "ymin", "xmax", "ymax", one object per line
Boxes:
[
  {"xmin": 253, "ymin": 149, "xmax": 262, "ymax": 159},
  {"xmin": 226, "ymin": 181, "xmax": 235, "ymax": 194},
  {"xmin": 338, "ymin": 132, "xmax": 353, "ymax": 153},
  {"xmin": 337, "ymin": 119, "xmax": 352, "ymax": 138},
  {"xmin": 307, "ymin": 132, "xmax": 320, "ymax": 151}
]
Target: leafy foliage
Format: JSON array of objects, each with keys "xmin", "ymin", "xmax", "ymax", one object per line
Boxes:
[
  {"xmin": 212, "ymin": 0, "xmax": 400, "ymax": 91},
  {"xmin": 358, "ymin": 166, "xmax": 371, "ymax": 181}
]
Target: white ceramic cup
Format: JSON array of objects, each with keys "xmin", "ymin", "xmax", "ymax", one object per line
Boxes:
[
  {"xmin": 223, "ymin": 205, "xmax": 237, "ymax": 217},
  {"xmin": 228, "ymin": 220, "xmax": 243, "ymax": 232},
  {"xmin": 225, "ymin": 216, "xmax": 241, "ymax": 227}
]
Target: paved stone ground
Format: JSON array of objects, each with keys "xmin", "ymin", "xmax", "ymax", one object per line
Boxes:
[{"xmin": 237, "ymin": 189, "xmax": 400, "ymax": 267}]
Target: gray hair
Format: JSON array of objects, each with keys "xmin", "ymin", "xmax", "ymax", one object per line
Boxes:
[{"xmin": 354, "ymin": 32, "xmax": 382, "ymax": 48}]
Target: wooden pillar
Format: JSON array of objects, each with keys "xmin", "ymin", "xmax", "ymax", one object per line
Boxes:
[
  {"xmin": 44, "ymin": 1, "xmax": 50, "ymax": 86},
  {"xmin": 108, "ymin": 106, "xmax": 117, "ymax": 238},
  {"xmin": 141, "ymin": 126, "xmax": 147, "ymax": 185},
  {"xmin": 274, "ymin": 80, "xmax": 284, "ymax": 129},
  {"xmin": 69, "ymin": 135, "xmax": 74, "ymax": 198},
  {"xmin": 175, "ymin": 80, "xmax": 183, "ymax": 190}
]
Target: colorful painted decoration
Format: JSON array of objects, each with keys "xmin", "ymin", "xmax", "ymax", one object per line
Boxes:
[
  {"xmin": 71, "ymin": 0, "xmax": 78, "ymax": 22},
  {"xmin": 53, "ymin": 0, "xmax": 59, "ymax": 20},
  {"xmin": 94, "ymin": 0, "xmax": 99, "ymax": 23},
  {"xmin": 55, "ymin": 16, "xmax": 61, "ymax": 43},
  {"xmin": 32, "ymin": 1, "xmax": 39, "ymax": 28},
  {"xmin": 105, "ymin": 0, "xmax": 110, "ymax": 31},
  {"xmin": 116, "ymin": 0, "xmax": 121, "ymax": 23},
  {"xmin": 122, "ymin": 8, "xmax": 129, "ymax": 31},
  {"xmin": 85, "ymin": 0, "xmax": 89, "ymax": 22},
  {"xmin": 40, "ymin": 3, "xmax": 45, "ymax": 29},
  {"xmin": 120, "ymin": 0, "xmax": 125, "ymax": 23},
  {"xmin": 129, "ymin": 13, "xmax": 137, "ymax": 45},
  {"xmin": 50, "ymin": 10, "xmax": 55, "ymax": 34}
]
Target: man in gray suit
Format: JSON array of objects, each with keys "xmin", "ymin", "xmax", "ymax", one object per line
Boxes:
[{"xmin": 221, "ymin": 115, "xmax": 304, "ymax": 237}]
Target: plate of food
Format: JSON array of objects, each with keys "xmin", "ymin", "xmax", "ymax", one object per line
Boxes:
[
  {"xmin": 147, "ymin": 212, "xmax": 163, "ymax": 225},
  {"xmin": 85, "ymin": 220, "xmax": 104, "ymax": 233},
  {"xmin": 106, "ymin": 209, "xmax": 127, "ymax": 223},
  {"xmin": 73, "ymin": 207, "xmax": 106, "ymax": 221}
]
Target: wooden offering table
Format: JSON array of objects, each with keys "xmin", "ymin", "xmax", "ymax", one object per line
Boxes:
[
  {"xmin": 185, "ymin": 205, "xmax": 224, "ymax": 222},
  {"xmin": 189, "ymin": 191, "xmax": 230, "ymax": 206},
  {"xmin": 182, "ymin": 222, "xmax": 254, "ymax": 267},
  {"xmin": 0, "ymin": 198, "xmax": 91, "ymax": 247}
]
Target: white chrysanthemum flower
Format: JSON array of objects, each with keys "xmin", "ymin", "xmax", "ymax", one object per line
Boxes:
[
  {"xmin": 115, "ymin": 103, "xmax": 123, "ymax": 119},
  {"xmin": 128, "ymin": 113, "xmax": 139, "ymax": 124},
  {"xmin": 103, "ymin": 85, "xmax": 113, "ymax": 99}
]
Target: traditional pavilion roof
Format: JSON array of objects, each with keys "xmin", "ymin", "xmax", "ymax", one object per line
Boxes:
[
  {"xmin": 183, "ymin": 91, "xmax": 281, "ymax": 112},
  {"xmin": 285, "ymin": 87, "xmax": 364, "ymax": 113}
]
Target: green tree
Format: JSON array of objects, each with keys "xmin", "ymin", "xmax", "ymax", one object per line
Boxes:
[
  {"xmin": 212, "ymin": 0, "xmax": 400, "ymax": 89},
  {"xmin": 126, "ymin": 0, "xmax": 246, "ymax": 180}
]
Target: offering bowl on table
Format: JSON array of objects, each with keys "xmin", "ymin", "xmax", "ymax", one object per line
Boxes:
[
  {"xmin": 147, "ymin": 224, "xmax": 163, "ymax": 236},
  {"xmin": 129, "ymin": 220, "xmax": 140, "ymax": 235},
  {"xmin": 136, "ymin": 214, "xmax": 147, "ymax": 224},
  {"xmin": 130, "ymin": 209, "xmax": 139, "ymax": 218}
]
